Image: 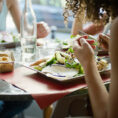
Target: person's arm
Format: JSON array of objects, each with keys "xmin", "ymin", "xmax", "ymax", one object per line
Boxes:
[
  {"xmin": 72, "ymin": 10, "xmax": 104, "ymax": 36},
  {"xmin": 72, "ymin": 20, "xmax": 104, "ymax": 36},
  {"xmin": 108, "ymin": 17, "xmax": 118, "ymax": 118},
  {"xmin": 73, "ymin": 38, "xmax": 108, "ymax": 118},
  {"xmin": 83, "ymin": 24, "xmax": 104, "ymax": 35},
  {"xmin": 84, "ymin": 60, "xmax": 108, "ymax": 118},
  {"xmin": 9, "ymin": 0, "xmax": 21, "ymax": 32},
  {"xmin": 72, "ymin": 17, "xmax": 83, "ymax": 36},
  {"xmin": 71, "ymin": 10, "xmax": 85, "ymax": 36},
  {"xmin": 9, "ymin": 0, "xmax": 50, "ymax": 38}
]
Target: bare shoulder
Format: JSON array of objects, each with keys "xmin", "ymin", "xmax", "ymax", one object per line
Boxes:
[
  {"xmin": 6, "ymin": 0, "xmax": 12, "ymax": 9},
  {"xmin": 6, "ymin": 0, "xmax": 18, "ymax": 9}
]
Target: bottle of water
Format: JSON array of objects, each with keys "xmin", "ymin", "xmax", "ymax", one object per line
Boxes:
[{"xmin": 20, "ymin": 0, "xmax": 37, "ymax": 63}]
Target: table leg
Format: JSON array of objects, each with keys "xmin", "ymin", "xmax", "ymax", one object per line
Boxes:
[{"xmin": 43, "ymin": 105, "xmax": 53, "ymax": 118}]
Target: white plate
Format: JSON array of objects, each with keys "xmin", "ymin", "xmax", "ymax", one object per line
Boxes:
[{"xmin": 23, "ymin": 59, "xmax": 111, "ymax": 83}]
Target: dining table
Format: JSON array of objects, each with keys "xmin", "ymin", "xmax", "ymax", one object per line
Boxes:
[{"xmin": 0, "ymin": 40, "xmax": 111, "ymax": 118}]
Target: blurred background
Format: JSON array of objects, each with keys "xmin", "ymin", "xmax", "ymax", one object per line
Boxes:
[{"xmin": 7, "ymin": 0, "xmax": 72, "ymax": 34}]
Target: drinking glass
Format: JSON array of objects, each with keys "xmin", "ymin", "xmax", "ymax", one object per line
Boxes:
[{"xmin": 37, "ymin": 46, "xmax": 55, "ymax": 59}]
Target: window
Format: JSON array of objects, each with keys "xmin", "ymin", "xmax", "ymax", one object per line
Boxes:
[
  {"xmin": 7, "ymin": 0, "xmax": 72, "ymax": 33},
  {"xmin": 20, "ymin": 0, "xmax": 72, "ymax": 32}
]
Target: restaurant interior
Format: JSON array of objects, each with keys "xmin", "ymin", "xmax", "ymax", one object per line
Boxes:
[{"xmin": 1, "ymin": 0, "xmax": 117, "ymax": 118}]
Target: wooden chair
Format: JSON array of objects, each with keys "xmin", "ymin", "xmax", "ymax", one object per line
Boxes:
[
  {"xmin": 44, "ymin": 105, "xmax": 53, "ymax": 118},
  {"xmin": 51, "ymin": 92, "xmax": 93, "ymax": 118}
]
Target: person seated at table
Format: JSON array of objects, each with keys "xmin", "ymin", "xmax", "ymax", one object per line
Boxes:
[
  {"xmin": 71, "ymin": 11, "xmax": 104, "ymax": 36},
  {"xmin": 0, "ymin": 0, "xmax": 49, "ymax": 118},
  {"xmin": 71, "ymin": 8, "xmax": 110, "ymax": 53},
  {"xmin": 71, "ymin": 8, "xmax": 111, "ymax": 37},
  {"xmin": 71, "ymin": 13, "xmax": 111, "ymax": 35},
  {"xmin": 65, "ymin": 0, "xmax": 118, "ymax": 117},
  {"xmin": 0, "ymin": 0, "xmax": 50, "ymax": 38}
]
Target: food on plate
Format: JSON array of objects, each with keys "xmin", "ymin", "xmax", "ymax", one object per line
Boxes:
[
  {"xmin": 55, "ymin": 51, "xmax": 71, "ymax": 64},
  {"xmin": 0, "ymin": 32, "xmax": 19, "ymax": 43},
  {"xmin": 30, "ymin": 50, "xmax": 83, "ymax": 77},
  {"xmin": 0, "ymin": 53, "xmax": 8, "ymax": 57},
  {"xmin": 59, "ymin": 34, "xmax": 98, "ymax": 51},
  {"xmin": 76, "ymin": 35, "xmax": 97, "ymax": 49},
  {"xmin": 30, "ymin": 58, "xmax": 48, "ymax": 66},
  {"xmin": 97, "ymin": 58, "xmax": 108, "ymax": 71},
  {"xmin": 0, "ymin": 51, "xmax": 14, "ymax": 73},
  {"xmin": 30, "ymin": 49, "xmax": 108, "ymax": 78},
  {"xmin": 42, "ymin": 64, "xmax": 79, "ymax": 77}
]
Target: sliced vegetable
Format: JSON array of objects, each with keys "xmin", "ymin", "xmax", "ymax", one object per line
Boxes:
[
  {"xmin": 65, "ymin": 61, "xmax": 80, "ymax": 69},
  {"xmin": 34, "ymin": 66, "xmax": 43, "ymax": 71},
  {"xmin": 70, "ymin": 35, "xmax": 76, "ymax": 38},
  {"xmin": 30, "ymin": 58, "xmax": 48, "ymax": 66},
  {"xmin": 78, "ymin": 64, "xmax": 84, "ymax": 74},
  {"xmin": 60, "ymin": 52, "xmax": 71, "ymax": 59},
  {"xmin": 77, "ymin": 36, "xmax": 97, "ymax": 49},
  {"xmin": 67, "ymin": 47, "xmax": 74, "ymax": 53},
  {"xmin": 1, "ymin": 40, "xmax": 5, "ymax": 43},
  {"xmin": 91, "ymin": 45, "xmax": 96, "ymax": 49},
  {"xmin": 81, "ymin": 35, "xmax": 88, "ymax": 39},
  {"xmin": 86, "ymin": 39, "xmax": 95, "ymax": 44},
  {"xmin": 63, "ymin": 42, "xmax": 68, "ymax": 45},
  {"xmin": 55, "ymin": 51, "xmax": 65, "ymax": 64},
  {"xmin": 88, "ymin": 35, "xmax": 96, "ymax": 40},
  {"xmin": 46, "ymin": 57, "xmax": 57, "ymax": 66}
]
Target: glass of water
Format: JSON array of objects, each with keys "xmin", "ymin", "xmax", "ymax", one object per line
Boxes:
[
  {"xmin": 20, "ymin": 36, "xmax": 37, "ymax": 63},
  {"xmin": 37, "ymin": 46, "xmax": 55, "ymax": 59}
]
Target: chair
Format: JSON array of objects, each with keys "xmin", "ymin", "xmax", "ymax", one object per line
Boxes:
[
  {"xmin": 44, "ymin": 105, "xmax": 53, "ymax": 118},
  {"xmin": 51, "ymin": 91, "xmax": 93, "ymax": 118}
]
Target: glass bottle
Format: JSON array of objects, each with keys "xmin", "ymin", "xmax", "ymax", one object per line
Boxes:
[{"xmin": 20, "ymin": 0, "xmax": 37, "ymax": 63}]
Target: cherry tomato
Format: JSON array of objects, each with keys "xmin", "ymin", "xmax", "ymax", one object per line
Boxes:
[
  {"xmin": 79, "ymin": 35, "xmax": 88, "ymax": 39},
  {"xmin": 77, "ymin": 36, "xmax": 95, "ymax": 45},
  {"xmin": 86, "ymin": 39, "xmax": 95, "ymax": 44},
  {"xmin": 77, "ymin": 36, "xmax": 96, "ymax": 49},
  {"xmin": 82, "ymin": 35, "xmax": 88, "ymax": 39},
  {"xmin": 91, "ymin": 45, "xmax": 96, "ymax": 49}
]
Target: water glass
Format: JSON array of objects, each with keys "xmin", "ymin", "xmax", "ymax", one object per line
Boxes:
[
  {"xmin": 37, "ymin": 46, "xmax": 55, "ymax": 59},
  {"xmin": 21, "ymin": 37, "xmax": 36, "ymax": 64}
]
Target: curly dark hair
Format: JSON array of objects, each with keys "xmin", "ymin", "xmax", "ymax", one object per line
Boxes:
[{"xmin": 63, "ymin": 0, "xmax": 118, "ymax": 25}]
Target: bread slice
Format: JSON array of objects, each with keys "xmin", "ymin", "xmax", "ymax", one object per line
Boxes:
[{"xmin": 0, "ymin": 51, "xmax": 14, "ymax": 73}]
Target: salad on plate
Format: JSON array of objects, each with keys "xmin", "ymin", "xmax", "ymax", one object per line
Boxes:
[
  {"xmin": 0, "ymin": 32, "xmax": 19, "ymax": 43},
  {"xmin": 29, "ymin": 47, "xmax": 109, "ymax": 81}
]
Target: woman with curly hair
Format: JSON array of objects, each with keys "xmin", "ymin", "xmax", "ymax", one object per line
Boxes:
[
  {"xmin": 64, "ymin": 0, "xmax": 114, "ymax": 36},
  {"xmin": 64, "ymin": 0, "xmax": 118, "ymax": 118}
]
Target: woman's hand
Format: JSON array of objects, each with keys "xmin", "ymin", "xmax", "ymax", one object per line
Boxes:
[
  {"xmin": 73, "ymin": 38, "xmax": 95, "ymax": 68},
  {"xmin": 98, "ymin": 33, "xmax": 110, "ymax": 51},
  {"xmin": 37, "ymin": 22, "xmax": 50, "ymax": 38}
]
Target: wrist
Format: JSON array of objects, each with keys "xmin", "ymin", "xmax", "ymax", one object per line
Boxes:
[{"xmin": 82, "ymin": 58, "xmax": 96, "ymax": 71}]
